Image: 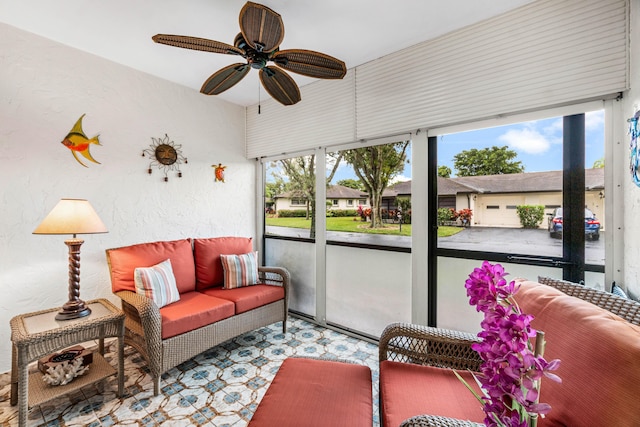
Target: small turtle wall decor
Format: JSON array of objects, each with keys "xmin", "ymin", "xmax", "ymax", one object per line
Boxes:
[
  {"xmin": 213, "ymin": 163, "xmax": 226, "ymax": 182},
  {"xmin": 142, "ymin": 134, "xmax": 187, "ymax": 182}
]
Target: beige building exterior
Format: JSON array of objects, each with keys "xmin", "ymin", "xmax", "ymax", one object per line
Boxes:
[
  {"xmin": 389, "ymin": 169, "xmax": 605, "ymax": 229},
  {"xmin": 451, "ymin": 168, "xmax": 605, "ymax": 230}
]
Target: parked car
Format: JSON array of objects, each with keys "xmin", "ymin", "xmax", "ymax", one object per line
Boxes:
[{"xmin": 547, "ymin": 207, "xmax": 600, "ymax": 240}]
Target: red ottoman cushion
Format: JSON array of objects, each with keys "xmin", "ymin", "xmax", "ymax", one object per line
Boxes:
[{"xmin": 249, "ymin": 357, "xmax": 372, "ymax": 427}]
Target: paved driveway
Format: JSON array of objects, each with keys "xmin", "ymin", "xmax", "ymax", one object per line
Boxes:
[
  {"xmin": 439, "ymin": 227, "xmax": 604, "ymax": 265},
  {"xmin": 266, "ymin": 226, "xmax": 605, "ymax": 265}
]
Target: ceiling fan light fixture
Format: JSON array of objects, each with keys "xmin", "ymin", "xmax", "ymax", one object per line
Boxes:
[{"xmin": 152, "ymin": 1, "xmax": 346, "ymax": 106}]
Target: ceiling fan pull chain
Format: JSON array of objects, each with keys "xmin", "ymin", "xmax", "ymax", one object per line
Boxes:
[{"xmin": 258, "ymin": 82, "xmax": 261, "ymax": 114}]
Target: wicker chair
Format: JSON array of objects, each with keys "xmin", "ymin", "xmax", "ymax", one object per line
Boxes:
[
  {"xmin": 379, "ymin": 323, "xmax": 484, "ymax": 427},
  {"xmin": 381, "ymin": 277, "xmax": 640, "ymax": 427}
]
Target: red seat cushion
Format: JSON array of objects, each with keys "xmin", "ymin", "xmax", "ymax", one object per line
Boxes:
[
  {"xmin": 249, "ymin": 358, "xmax": 372, "ymax": 427},
  {"xmin": 159, "ymin": 291, "xmax": 234, "ymax": 339},
  {"xmin": 379, "ymin": 360, "xmax": 484, "ymax": 427},
  {"xmin": 201, "ymin": 284, "xmax": 284, "ymax": 314},
  {"xmin": 193, "ymin": 237, "xmax": 253, "ymax": 290},
  {"xmin": 107, "ymin": 239, "xmax": 196, "ymax": 294}
]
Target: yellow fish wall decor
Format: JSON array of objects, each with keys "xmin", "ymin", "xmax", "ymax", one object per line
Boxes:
[{"xmin": 61, "ymin": 114, "xmax": 101, "ymax": 167}]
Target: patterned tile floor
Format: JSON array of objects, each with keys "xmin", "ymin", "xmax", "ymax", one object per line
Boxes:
[{"xmin": 0, "ymin": 317, "xmax": 380, "ymax": 427}]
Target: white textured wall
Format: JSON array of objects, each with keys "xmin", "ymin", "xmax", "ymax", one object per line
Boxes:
[
  {"xmin": 0, "ymin": 24, "xmax": 251, "ymax": 372},
  {"xmin": 624, "ymin": 1, "xmax": 640, "ymax": 299}
]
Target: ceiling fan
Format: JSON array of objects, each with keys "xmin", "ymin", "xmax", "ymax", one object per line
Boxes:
[{"xmin": 152, "ymin": 1, "xmax": 347, "ymax": 106}]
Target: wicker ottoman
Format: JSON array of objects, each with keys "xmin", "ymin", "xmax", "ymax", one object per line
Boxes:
[{"xmin": 248, "ymin": 357, "xmax": 373, "ymax": 427}]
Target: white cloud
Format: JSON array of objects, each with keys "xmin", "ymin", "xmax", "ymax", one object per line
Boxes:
[
  {"xmin": 390, "ymin": 174, "xmax": 410, "ymax": 184},
  {"xmin": 586, "ymin": 110, "xmax": 605, "ymax": 132},
  {"xmin": 498, "ymin": 127, "xmax": 552, "ymax": 154},
  {"xmin": 543, "ymin": 118, "xmax": 563, "ymax": 136}
]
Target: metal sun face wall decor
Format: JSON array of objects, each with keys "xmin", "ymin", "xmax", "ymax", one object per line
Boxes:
[{"xmin": 142, "ymin": 134, "xmax": 187, "ymax": 182}]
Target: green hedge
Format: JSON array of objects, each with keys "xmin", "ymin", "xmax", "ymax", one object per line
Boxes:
[
  {"xmin": 278, "ymin": 209, "xmax": 360, "ymax": 218},
  {"xmin": 277, "ymin": 209, "xmax": 308, "ymax": 218},
  {"xmin": 516, "ymin": 205, "xmax": 545, "ymax": 228},
  {"xmin": 327, "ymin": 209, "xmax": 359, "ymax": 217}
]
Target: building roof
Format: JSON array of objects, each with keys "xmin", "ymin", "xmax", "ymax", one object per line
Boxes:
[
  {"xmin": 437, "ymin": 178, "xmax": 478, "ymax": 196},
  {"xmin": 381, "ymin": 168, "xmax": 604, "ymax": 197},
  {"xmin": 326, "ymin": 185, "xmax": 369, "ymax": 198},
  {"xmin": 453, "ymin": 168, "xmax": 604, "ymax": 194}
]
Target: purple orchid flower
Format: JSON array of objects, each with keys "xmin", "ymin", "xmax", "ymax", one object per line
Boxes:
[{"xmin": 460, "ymin": 261, "xmax": 562, "ymax": 427}]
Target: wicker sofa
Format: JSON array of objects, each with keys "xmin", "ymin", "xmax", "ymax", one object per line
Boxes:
[
  {"xmin": 106, "ymin": 237, "xmax": 290, "ymax": 396},
  {"xmin": 379, "ymin": 277, "xmax": 640, "ymax": 427}
]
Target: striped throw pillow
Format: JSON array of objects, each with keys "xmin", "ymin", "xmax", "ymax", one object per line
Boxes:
[
  {"xmin": 134, "ymin": 259, "xmax": 181, "ymax": 308},
  {"xmin": 220, "ymin": 251, "xmax": 259, "ymax": 289}
]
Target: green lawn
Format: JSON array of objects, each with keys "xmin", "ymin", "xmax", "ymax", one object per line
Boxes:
[{"xmin": 266, "ymin": 216, "xmax": 464, "ymax": 238}]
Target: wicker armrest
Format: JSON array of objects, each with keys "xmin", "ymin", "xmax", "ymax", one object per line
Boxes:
[
  {"xmin": 400, "ymin": 415, "xmax": 483, "ymax": 427},
  {"xmin": 259, "ymin": 266, "xmax": 290, "ymax": 300},
  {"xmin": 379, "ymin": 322, "xmax": 482, "ymax": 371},
  {"xmin": 258, "ymin": 266, "xmax": 290, "ymax": 289},
  {"xmin": 537, "ymin": 276, "xmax": 640, "ymax": 326},
  {"xmin": 115, "ymin": 290, "xmax": 162, "ymax": 352}
]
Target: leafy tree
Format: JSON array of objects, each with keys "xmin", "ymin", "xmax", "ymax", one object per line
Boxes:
[
  {"xmin": 592, "ymin": 157, "xmax": 605, "ymax": 168},
  {"xmin": 337, "ymin": 178, "xmax": 363, "ymax": 190},
  {"xmin": 265, "ymin": 176, "xmax": 288, "ymax": 200},
  {"xmin": 277, "ymin": 156, "xmax": 316, "ymax": 237},
  {"xmin": 342, "ymin": 141, "xmax": 410, "ymax": 228},
  {"xmin": 275, "ymin": 154, "xmax": 342, "ymax": 238},
  {"xmin": 438, "ymin": 165, "xmax": 452, "ymax": 178},
  {"xmin": 453, "ymin": 146, "xmax": 524, "ymax": 177}
]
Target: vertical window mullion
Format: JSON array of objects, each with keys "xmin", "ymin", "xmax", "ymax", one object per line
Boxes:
[
  {"xmin": 427, "ymin": 136, "xmax": 438, "ymax": 327},
  {"xmin": 562, "ymin": 114, "xmax": 586, "ymax": 282}
]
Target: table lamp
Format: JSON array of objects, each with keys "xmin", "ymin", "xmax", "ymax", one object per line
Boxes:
[{"xmin": 33, "ymin": 199, "xmax": 108, "ymax": 320}]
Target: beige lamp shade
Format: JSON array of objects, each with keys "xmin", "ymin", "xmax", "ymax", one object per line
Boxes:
[{"xmin": 33, "ymin": 198, "xmax": 108, "ymax": 236}]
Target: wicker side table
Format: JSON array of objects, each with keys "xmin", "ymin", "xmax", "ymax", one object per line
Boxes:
[{"xmin": 10, "ymin": 298, "xmax": 124, "ymax": 427}]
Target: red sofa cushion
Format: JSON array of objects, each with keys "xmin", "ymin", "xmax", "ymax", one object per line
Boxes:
[
  {"xmin": 249, "ymin": 357, "xmax": 372, "ymax": 427},
  {"xmin": 379, "ymin": 360, "xmax": 484, "ymax": 426},
  {"xmin": 107, "ymin": 239, "xmax": 196, "ymax": 294},
  {"xmin": 514, "ymin": 280, "xmax": 640, "ymax": 427},
  {"xmin": 201, "ymin": 284, "xmax": 284, "ymax": 314},
  {"xmin": 193, "ymin": 237, "xmax": 253, "ymax": 290},
  {"xmin": 159, "ymin": 291, "xmax": 234, "ymax": 339}
]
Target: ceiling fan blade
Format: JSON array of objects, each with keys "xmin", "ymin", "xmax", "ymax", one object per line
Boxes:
[
  {"xmin": 272, "ymin": 49, "xmax": 347, "ymax": 79},
  {"xmin": 201, "ymin": 63, "xmax": 250, "ymax": 95},
  {"xmin": 259, "ymin": 66, "xmax": 301, "ymax": 106},
  {"xmin": 153, "ymin": 34, "xmax": 245, "ymax": 56},
  {"xmin": 239, "ymin": 2, "xmax": 284, "ymax": 53}
]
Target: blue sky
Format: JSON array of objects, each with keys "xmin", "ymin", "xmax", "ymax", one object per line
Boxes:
[{"xmin": 331, "ymin": 109, "xmax": 605, "ymax": 183}]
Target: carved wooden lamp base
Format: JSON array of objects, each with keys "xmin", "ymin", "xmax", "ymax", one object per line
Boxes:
[{"xmin": 56, "ymin": 238, "xmax": 92, "ymax": 321}]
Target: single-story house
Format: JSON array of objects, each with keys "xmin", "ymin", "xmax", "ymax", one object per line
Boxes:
[
  {"xmin": 274, "ymin": 184, "xmax": 370, "ymax": 213},
  {"xmin": 381, "ymin": 168, "xmax": 605, "ymax": 229}
]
